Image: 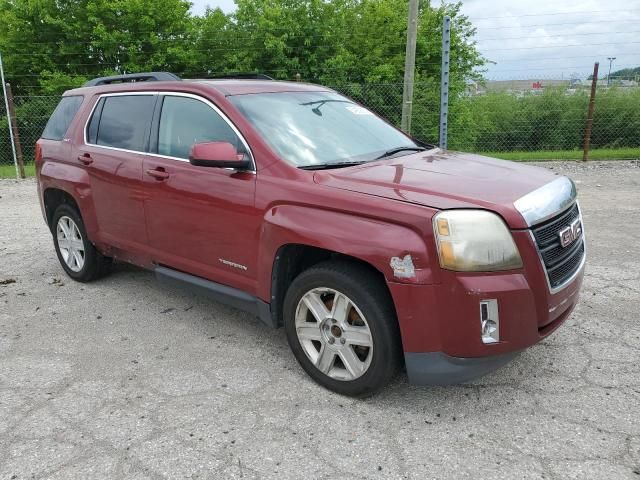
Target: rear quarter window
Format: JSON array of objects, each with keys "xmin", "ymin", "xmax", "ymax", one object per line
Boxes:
[{"xmin": 41, "ymin": 96, "xmax": 84, "ymax": 140}]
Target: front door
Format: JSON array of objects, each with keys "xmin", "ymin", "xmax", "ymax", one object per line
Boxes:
[
  {"xmin": 142, "ymin": 94, "xmax": 260, "ymax": 294},
  {"xmin": 76, "ymin": 93, "xmax": 156, "ymax": 254}
]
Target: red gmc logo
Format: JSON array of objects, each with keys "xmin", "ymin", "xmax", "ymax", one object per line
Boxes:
[{"xmin": 559, "ymin": 219, "xmax": 582, "ymax": 248}]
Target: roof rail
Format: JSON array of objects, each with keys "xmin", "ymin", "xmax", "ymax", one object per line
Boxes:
[
  {"xmin": 209, "ymin": 73, "xmax": 274, "ymax": 80},
  {"xmin": 83, "ymin": 72, "xmax": 181, "ymax": 87}
]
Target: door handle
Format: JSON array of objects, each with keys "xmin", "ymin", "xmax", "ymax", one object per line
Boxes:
[
  {"xmin": 78, "ymin": 153, "xmax": 93, "ymax": 165},
  {"xmin": 145, "ymin": 168, "xmax": 170, "ymax": 180}
]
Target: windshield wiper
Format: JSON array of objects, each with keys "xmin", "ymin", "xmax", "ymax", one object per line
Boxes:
[
  {"xmin": 375, "ymin": 146, "xmax": 426, "ymax": 160},
  {"xmin": 300, "ymin": 99, "xmax": 352, "ymax": 116},
  {"xmin": 298, "ymin": 161, "xmax": 365, "ymax": 170}
]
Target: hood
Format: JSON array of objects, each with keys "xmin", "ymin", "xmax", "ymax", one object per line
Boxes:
[{"xmin": 313, "ymin": 148, "xmax": 562, "ymax": 229}]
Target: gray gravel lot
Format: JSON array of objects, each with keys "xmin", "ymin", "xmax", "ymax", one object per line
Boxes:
[{"xmin": 1, "ymin": 160, "xmax": 639, "ymax": 479}]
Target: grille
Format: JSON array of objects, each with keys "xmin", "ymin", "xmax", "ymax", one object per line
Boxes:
[{"xmin": 531, "ymin": 203, "xmax": 584, "ymax": 289}]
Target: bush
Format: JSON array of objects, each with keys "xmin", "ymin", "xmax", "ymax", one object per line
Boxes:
[{"xmin": 444, "ymin": 87, "xmax": 639, "ymax": 152}]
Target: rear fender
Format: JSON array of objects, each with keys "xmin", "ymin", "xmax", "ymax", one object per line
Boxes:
[{"xmin": 40, "ymin": 161, "xmax": 99, "ymax": 242}]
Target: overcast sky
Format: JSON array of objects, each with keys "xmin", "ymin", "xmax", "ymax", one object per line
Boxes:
[{"xmin": 190, "ymin": 0, "xmax": 640, "ymax": 80}]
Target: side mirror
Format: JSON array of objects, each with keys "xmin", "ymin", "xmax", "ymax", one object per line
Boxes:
[{"xmin": 189, "ymin": 141, "xmax": 251, "ymax": 169}]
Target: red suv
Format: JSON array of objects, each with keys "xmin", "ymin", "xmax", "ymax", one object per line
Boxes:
[{"xmin": 36, "ymin": 72, "xmax": 585, "ymax": 396}]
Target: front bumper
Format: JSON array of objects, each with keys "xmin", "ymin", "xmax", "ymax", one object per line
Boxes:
[
  {"xmin": 388, "ymin": 229, "xmax": 584, "ymax": 385},
  {"xmin": 404, "ymin": 351, "xmax": 521, "ymax": 385}
]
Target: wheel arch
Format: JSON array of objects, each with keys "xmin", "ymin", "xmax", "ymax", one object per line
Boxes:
[
  {"xmin": 268, "ymin": 244, "xmax": 390, "ymax": 328},
  {"xmin": 43, "ymin": 188, "xmax": 81, "ymax": 232}
]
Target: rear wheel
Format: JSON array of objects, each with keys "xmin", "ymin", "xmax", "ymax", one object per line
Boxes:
[
  {"xmin": 52, "ymin": 204, "xmax": 111, "ymax": 282},
  {"xmin": 284, "ymin": 261, "xmax": 401, "ymax": 397}
]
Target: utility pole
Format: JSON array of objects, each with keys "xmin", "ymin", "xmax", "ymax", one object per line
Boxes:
[
  {"xmin": 582, "ymin": 62, "xmax": 599, "ymax": 162},
  {"xmin": 606, "ymin": 57, "xmax": 616, "ymax": 86},
  {"xmin": 401, "ymin": 0, "xmax": 419, "ymax": 134}
]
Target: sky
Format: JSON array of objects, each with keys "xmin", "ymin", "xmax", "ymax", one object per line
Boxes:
[{"xmin": 190, "ymin": 0, "xmax": 640, "ymax": 80}]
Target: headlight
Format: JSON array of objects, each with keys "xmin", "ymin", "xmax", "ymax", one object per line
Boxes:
[{"xmin": 433, "ymin": 210, "xmax": 523, "ymax": 272}]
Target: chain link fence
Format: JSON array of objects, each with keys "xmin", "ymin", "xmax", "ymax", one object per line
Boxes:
[
  {"xmin": 449, "ymin": 81, "xmax": 640, "ymax": 155},
  {"xmin": 1, "ymin": 80, "xmax": 639, "ymax": 175},
  {"xmin": 0, "ymin": 90, "xmax": 11, "ymax": 168},
  {"xmin": 1, "ymin": 92, "xmax": 61, "ymax": 172}
]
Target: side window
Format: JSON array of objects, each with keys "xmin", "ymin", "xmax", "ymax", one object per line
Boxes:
[
  {"xmin": 158, "ymin": 96, "xmax": 243, "ymax": 160},
  {"xmin": 41, "ymin": 95, "xmax": 84, "ymax": 140},
  {"xmin": 94, "ymin": 95, "xmax": 155, "ymax": 151},
  {"xmin": 86, "ymin": 98, "xmax": 104, "ymax": 144}
]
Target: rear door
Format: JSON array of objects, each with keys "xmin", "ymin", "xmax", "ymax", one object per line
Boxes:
[
  {"xmin": 76, "ymin": 93, "xmax": 156, "ymax": 254},
  {"xmin": 142, "ymin": 93, "xmax": 260, "ymax": 293}
]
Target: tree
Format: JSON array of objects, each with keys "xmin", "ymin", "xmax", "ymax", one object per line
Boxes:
[
  {"xmin": 0, "ymin": 0, "xmax": 194, "ymax": 94},
  {"xmin": 0, "ymin": 0, "xmax": 485, "ymax": 144}
]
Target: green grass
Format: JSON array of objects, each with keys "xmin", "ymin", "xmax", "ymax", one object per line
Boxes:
[
  {"xmin": 0, "ymin": 163, "xmax": 35, "ymax": 178},
  {"xmin": 479, "ymin": 147, "xmax": 640, "ymax": 162}
]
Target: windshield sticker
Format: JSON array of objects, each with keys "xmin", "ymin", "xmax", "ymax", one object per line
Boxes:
[{"xmin": 345, "ymin": 105, "xmax": 373, "ymax": 116}]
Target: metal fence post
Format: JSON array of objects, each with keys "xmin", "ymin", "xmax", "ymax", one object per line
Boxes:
[
  {"xmin": 5, "ymin": 84, "xmax": 25, "ymax": 178},
  {"xmin": 582, "ymin": 62, "xmax": 599, "ymax": 162},
  {"xmin": 439, "ymin": 15, "xmax": 451, "ymax": 150},
  {"xmin": 0, "ymin": 52, "xmax": 20, "ymax": 178}
]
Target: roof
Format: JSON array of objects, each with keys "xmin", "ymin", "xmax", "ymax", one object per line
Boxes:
[
  {"xmin": 65, "ymin": 78, "xmax": 331, "ymax": 97},
  {"xmin": 190, "ymin": 79, "xmax": 331, "ymax": 96}
]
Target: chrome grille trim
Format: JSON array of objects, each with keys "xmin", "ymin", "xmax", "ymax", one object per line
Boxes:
[
  {"xmin": 514, "ymin": 176, "xmax": 577, "ymax": 227},
  {"xmin": 529, "ymin": 201, "xmax": 586, "ymax": 294}
]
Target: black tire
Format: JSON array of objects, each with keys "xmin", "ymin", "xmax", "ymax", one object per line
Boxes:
[
  {"xmin": 51, "ymin": 203, "xmax": 111, "ymax": 282},
  {"xmin": 284, "ymin": 260, "xmax": 402, "ymax": 397}
]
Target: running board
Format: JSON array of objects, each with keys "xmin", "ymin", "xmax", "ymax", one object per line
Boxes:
[{"xmin": 154, "ymin": 266, "xmax": 276, "ymax": 328}]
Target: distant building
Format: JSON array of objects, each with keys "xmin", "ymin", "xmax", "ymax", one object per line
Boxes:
[{"xmin": 484, "ymin": 79, "xmax": 570, "ymax": 93}]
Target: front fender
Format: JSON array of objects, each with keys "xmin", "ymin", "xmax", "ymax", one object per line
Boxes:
[
  {"xmin": 39, "ymin": 161, "xmax": 99, "ymax": 242},
  {"xmin": 256, "ymin": 204, "xmax": 435, "ymax": 302}
]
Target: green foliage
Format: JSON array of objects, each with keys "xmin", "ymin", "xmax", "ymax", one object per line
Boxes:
[
  {"xmin": 0, "ymin": 0, "xmax": 195, "ymax": 94},
  {"xmin": 0, "ymin": 0, "xmax": 486, "ymax": 151},
  {"xmin": 1, "ymin": 0, "xmax": 635, "ymax": 159},
  {"xmin": 0, "ymin": 0, "xmax": 483, "ymax": 94},
  {"xmin": 446, "ymin": 87, "xmax": 640, "ymax": 152}
]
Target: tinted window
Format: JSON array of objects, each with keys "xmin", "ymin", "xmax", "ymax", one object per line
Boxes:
[
  {"xmin": 158, "ymin": 96, "xmax": 242, "ymax": 159},
  {"xmin": 96, "ymin": 95, "xmax": 155, "ymax": 151},
  {"xmin": 41, "ymin": 96, "xmax": 84, "ymax": 140},
  {"xmin": 86, "ymin": 98, "xmax": 104, "ymax": 144}
]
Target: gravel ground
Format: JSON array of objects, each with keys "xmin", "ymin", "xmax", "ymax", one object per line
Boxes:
[{"xmin": 0, "ymin": 160, "xmax": 639, "ymax": 480}]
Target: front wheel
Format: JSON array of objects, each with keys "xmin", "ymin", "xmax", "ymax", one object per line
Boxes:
[{"xmin": 284, "ymin": 261, "xmax": 402, "ymax": 397}]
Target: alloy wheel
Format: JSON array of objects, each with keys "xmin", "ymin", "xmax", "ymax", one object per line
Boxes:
[
  {"xmin": 56, "ymin": 216, "xmax": 85, "ymax": 272},
  {"xmin": 295, "ymin": 288, "xmax": 373, "ymax": 381}
]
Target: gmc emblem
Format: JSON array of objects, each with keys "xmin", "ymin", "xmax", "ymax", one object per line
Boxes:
[{"xmin": 559, "ymin": 219, "xmax": 582, "ymax": 248}]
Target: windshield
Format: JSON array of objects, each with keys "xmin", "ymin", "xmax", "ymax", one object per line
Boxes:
[{"xmin": 229, "ymin": 91, "xmax": 420, "ymax": 168}]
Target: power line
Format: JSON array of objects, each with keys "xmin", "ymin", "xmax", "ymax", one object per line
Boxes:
[
  {"xmin": 481, "ymin": 41, "xmax": 640, "ymax": 52},
  {"xmin": 3, "ymin": 33, "xmax": 634, "ymax": 58},
  {"xmin": 471, "ymin": 9, "xmax": 640, "ymax": 21},
  {"xmin": 5, "ymin": 37, "xmax": 640, "ymax": 61},
  {"xmin": 474, "ymin": 19, "xmax": 640, "ymax": 30},
  {"xmin": 6, "ymin": 52, "xmax": 640, "ymax": 78},
  {"xmin": 477, "ymin": 30, "xmax": 640, "ymax": 42},
  {"xmin": 6, "ymin": 21, "xmax": 639, "ymax": 48},
  {"xmin": 5, "ymin": 18, "xmax": 631, "ymax": 45}
]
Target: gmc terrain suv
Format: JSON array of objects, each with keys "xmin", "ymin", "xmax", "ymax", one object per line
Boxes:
[{"xmin": 36, "ymin": 72, "xmax": 585, "ymax": 396}]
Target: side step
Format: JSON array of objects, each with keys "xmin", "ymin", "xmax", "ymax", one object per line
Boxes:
[{"xmin": 154, "ymin": 266, "xmax": 276, "ymax": 328}]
